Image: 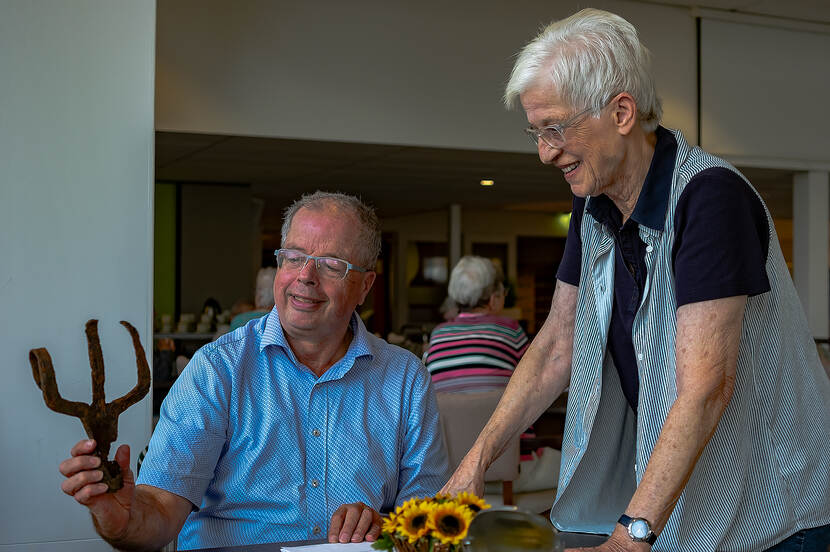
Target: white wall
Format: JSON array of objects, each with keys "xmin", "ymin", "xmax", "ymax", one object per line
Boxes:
[
  {"xmin": 0, "ymin": 1, "xmax": 156, "ymax": 550},
  {"xmin": 700, "ymin": 18, "xmax": 830, "ymax": 164},
  {"xmin": 155, "ymin": 0, "xmax": 696, "ymax": 150}
]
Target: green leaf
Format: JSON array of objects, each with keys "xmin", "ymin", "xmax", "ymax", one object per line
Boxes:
[{"xmin": 372, "ymin": 534, "xmax": 395, "ymax": 551}]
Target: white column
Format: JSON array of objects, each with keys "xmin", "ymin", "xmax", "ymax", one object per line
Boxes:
[
  {"xmin": 793, "ymin": 170, "xmax": 830, "ymax": 339},
  {"xmin": 449, "ymin": 204, "xmax": 462, "ymax": 271},
  {"xmin": 0, "ymin": 1, "xmax": 155, "ymax": 547}
]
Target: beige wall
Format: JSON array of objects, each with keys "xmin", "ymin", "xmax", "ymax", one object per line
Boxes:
[
  {"xmin": 156, "ymin": 0, "xmax": 696, "ymax": 150},
  {"xmin": 701, "ymin": 19, "xmax": 830, "ymax": 164}
]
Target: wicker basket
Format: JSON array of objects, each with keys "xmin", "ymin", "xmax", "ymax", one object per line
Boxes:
[{"xmin": 391, "ymin": 535, "xmax": 454, "ymax": 552}]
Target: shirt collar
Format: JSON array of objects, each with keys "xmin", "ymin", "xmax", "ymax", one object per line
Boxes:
[
  {"xmin": 260, "ymin": 307, "xmax": 373, "ymax": 378},
  {"xmin": 586, "ymin": 125, "xmax": 677, "ymax": 231}
]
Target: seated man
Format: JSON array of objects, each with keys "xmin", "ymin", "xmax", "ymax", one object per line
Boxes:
[{"xmin": 58, "ymin": 191, "xmax": 450, "ymax": 551}]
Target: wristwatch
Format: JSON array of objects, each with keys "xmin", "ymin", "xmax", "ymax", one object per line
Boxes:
[{"xmin": 618, "ymin": 514, "xmax": 657, "ymax": 545}]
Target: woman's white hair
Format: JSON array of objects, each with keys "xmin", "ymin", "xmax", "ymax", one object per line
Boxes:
[
  {"xmin": 504, "ymin": 8, "xmax": 662, "ymax": 132},
  {"xmin": 448, "ymin": 256, "xmax": 501, "ymax": 310}
]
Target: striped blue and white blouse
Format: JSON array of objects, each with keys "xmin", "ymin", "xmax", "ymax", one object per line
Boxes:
[{"xmin": 550, "ymin": 128, "xmax": 830, "ymax": 551}]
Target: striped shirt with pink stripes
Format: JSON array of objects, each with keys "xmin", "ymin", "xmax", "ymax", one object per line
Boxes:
[{"xmin": 423, "ymin": 312, "xmax": 529, "ymax": 393}]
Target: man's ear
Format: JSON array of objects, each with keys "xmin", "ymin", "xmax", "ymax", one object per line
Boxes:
[
  {"xmin": 612, "ymin": 92, "xmax": 638, "ymax": 136},
  {"xmin": 358, "ymin": 271, "xmax": 377, "ymax": 305}
]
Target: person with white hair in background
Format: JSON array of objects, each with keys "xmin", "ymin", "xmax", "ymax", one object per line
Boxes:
[
  {"xmin": 229, "ymin": 266, "xmax": 279, "ymax": 331},
  {"xmin": 442, "ymin": 8, "xmax": 830, "ymax": 551},
  {"xmin": 424, "ymin": 255, "xmax": 528, "ymax": 393}
]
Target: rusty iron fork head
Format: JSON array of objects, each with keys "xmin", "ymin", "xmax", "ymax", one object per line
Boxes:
[{"xmin": 29, "ymin": 319, "xmax": 151, "ymax": 491}]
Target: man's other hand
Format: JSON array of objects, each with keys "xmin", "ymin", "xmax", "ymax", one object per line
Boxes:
[{"xmin": 328, "ymin": 502, "xmax": 382, "ymax": 543}]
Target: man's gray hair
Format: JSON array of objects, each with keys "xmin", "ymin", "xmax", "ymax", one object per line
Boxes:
[
  {"xmin": 504, "ymin": 8, "xmax": 662, "ymax": 132},
  {"xmin": 281, "ymin": 191, "xmax": 381, "ymax": 268},
  {"xmin": 448, "ymin": 256, "xmax": 502, "ymax": 310}
]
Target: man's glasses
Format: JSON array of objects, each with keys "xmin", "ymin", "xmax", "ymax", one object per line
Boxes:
[
  {"xmin": 524, "ymin": 101, "xmax": 607, "ymax": 150},
  {"xmin": 275, "ymin": 248, "xmax": 370, "ymax": 281}
]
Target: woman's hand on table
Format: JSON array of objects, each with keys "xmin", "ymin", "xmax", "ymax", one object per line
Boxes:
[{"xmin": 328, "ymin": 502, "xmax": 382, "ymax": 543}]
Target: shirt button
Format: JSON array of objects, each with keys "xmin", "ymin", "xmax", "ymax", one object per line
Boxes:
[
  {"xmin": 311, "ymin": 428, "xmax": 321, "ymax": 437},
  {"xmin": 646, "ymin": 245, "xmax": 653, "ymax": 253},
  {"xmin": 312, "ymin": 526, "xmax": 322, "ymax": 535},
  {"xmin": 311, "ymin": 479, "xmax": 320, "ymax": 488},
  {"xmin": 637, "ymin": 353, "xmax": 644, "ymax": 361}
]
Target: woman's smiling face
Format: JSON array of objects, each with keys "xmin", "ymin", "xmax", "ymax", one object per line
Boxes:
[{"xmin": 520, "ymin": 83, "xmax": 625, "ymax": 199}]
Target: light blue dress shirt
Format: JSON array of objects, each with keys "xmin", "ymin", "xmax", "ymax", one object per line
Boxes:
[{"xmin": 137, "ymin": 308, "xmax": 450, "ymax": 550}]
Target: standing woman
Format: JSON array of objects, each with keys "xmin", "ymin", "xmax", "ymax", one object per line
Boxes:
[{"xmin": 442, "ymin": 8, "xmax": 830, "ymax": 551}]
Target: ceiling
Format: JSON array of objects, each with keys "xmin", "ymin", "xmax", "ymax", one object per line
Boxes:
[
  {"xmin": 155, "ymin": 131, "xmax": 797, "ymax": 234},
  {"xmin": 156, "ymin": 132, "xmax": 575, "ymax": 231}
]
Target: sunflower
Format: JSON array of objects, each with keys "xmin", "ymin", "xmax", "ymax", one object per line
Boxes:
[
  {"xmin": 454, "ymin": 491, "xmax": 490, "ymax": 514},
  {"xmin": 397, "ymin": 502, "xmax": 434, "ymax": 543},
  {"xmin": 382, "ymin": 512, "xmax": 400, "ymax": 535},
  {"xmin": 429, "ymin": 501, "xmax": 474, "ymax": 545},
  {"xmin": 395, "ymin": 497, "xmax": 422, "ymax": 516}
]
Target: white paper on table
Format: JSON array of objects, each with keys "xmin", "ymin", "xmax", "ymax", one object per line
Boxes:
[{"xmin": 281, "ymin": 543, "xmax": 376, "ymax": 552}]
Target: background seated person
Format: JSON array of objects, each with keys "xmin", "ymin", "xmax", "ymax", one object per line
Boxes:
[
  {"xmin": 424, "ymin": 256, "xmax": 556, "ymax": 493},
  {"xmin": 58, "ymin": 191, "xmax": 450, "ymax": 551},
  {"xmin": 230, "ymin": 266, "xmax": 278, "ymax": 331},
  {"xmin": 424, "ymin": 255, "xmax": 528, "ymax": 393}
]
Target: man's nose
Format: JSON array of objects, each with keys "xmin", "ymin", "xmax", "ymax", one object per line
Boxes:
[
  {"xmin": 297, "ymin": 259, "xmax": 319, "ymax": 284},
  {"xmin": 538, "ymin": 140, "xmax": 561, "ymax": 165}
]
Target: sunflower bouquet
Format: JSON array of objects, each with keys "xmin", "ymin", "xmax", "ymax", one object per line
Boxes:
[{"xmin": 372, "ymin": 492, "xmax": 490, "ymax": 552}]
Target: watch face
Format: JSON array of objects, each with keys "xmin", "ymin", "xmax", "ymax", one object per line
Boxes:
[{"xmin": 630, "ymin": 519, "xmax": 650, "ymax": 539}]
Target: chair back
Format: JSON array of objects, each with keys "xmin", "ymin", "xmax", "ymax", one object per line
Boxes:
[{"xmin": 436, "ymin": 389, "xmax": 520, "ymax": 483}]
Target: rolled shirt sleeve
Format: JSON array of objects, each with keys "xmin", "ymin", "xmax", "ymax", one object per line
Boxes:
[{"xmin": 136, "ymin": 347, "xmax": 230, "ymax": 509}]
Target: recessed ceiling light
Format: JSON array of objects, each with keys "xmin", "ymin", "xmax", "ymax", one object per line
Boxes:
[{"xmin": 480, "ymin": 180, "xmax": 494, "ymax": 186}]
